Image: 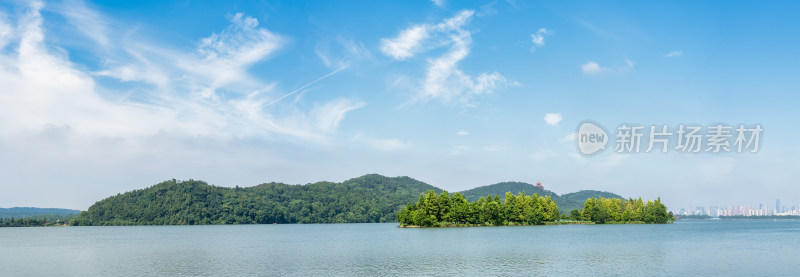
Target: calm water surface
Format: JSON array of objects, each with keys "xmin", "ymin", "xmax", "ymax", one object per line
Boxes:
[{"xmin": 1, "ymin": 220, "xmax": 799, "ymax": 276}]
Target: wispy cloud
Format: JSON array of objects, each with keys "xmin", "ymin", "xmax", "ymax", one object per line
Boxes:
[
  {"xmin": 380, "ymin": 10, "xmax": 510, "ymax": 105},
  {"xmin": 313, "ymin": 99, "xmax": 366, "ymax": 133},
  {"xmin": 0, "ymin": 12, "xmax": 12, "ymax": 49},
  {"xmin": 432, "ymin": 0, "xmax": 445, "ymax": 7},
  {"xmin": 663, "ymin": 50, "xmax": 682, "ymax": 58},
  {"xmin": 265, "ymin": 66, "xmax": 348, "ymax": 107},
  {"xmin": 379, "ymin": 25, "xmax": 429, "ymax": 60},
  {"xmin": 530, "ymin": 27, "xmax": 551, "ymax": 51},
  {"xmin": 624, "ymin": 59, "xmax": 634, "ymax": 71},
  {"xmin": 456, "ymin": 130, "xmax": 470, "ymax": 135},
  {"xmin": 316, "ymin": 35, "xmax": 371, "ymax": 68},
  {"xmin": 544, "ymin": 113, "xmax": 562, "ymax": 126},
  {"xmin": 56, "ymin": 0, "xmax": 110, "ymax": 47},
  {"xmin": 0, "ymin": 1, "xmax": 362, "ymax": 145}
]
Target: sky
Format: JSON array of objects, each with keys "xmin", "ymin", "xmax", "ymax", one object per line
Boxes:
[{"xmin": 0, "ymin": 0, "xmax": 799, "ymax": 211}]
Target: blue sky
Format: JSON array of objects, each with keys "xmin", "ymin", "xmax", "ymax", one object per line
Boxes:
[{"xmin": 1, "ymin": 0, "xmax": 798, "ymax": 211}]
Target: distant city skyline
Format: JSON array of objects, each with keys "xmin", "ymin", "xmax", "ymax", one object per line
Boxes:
[
  {"xmin": 677, "ymin": 198, "xmax": 800, "ymax": 217},
  {"xmin": 1, "ymin": 1, "xmax": 799, "ymax": 210}
]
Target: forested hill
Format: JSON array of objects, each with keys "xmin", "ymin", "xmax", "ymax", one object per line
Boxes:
[
  {"xmin": 460, "ymin": 182, "xmax": 556, "ymax": 201},
  {"xmin": 558, "ymin": 190, "xmax": 624, "ymax": 212},
  {"xmin": 457, "ymin": 182, "xmax": 623, "ymax": 213},
  {"xmin": 73, "ymin": 174, "xmax": 441, "ymax": 226}
]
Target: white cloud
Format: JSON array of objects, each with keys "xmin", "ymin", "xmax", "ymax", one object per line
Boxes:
[
  {"xmin": 197, "ymin": 13, "xmax": 282, "ymax": 63},
  {"xmin": 581, "ymin": 59, "xmax": 634, "ymax": 75},
  {"xmin": 432, "ymin": 0, "xmax": 445, "ymax": 7},
  {"xmin": 581, "ymin": 61, "xmax": 606, "ymax": 75},
  {"xmin": 380, "ymin": 10, "xmax": 510, "ymax": 105},
  {"xmin": 456, "ymin": 130, "xmax": 470, "ymax": 135},
  {"xmin": 664, "ymin": 50, "xmax": 682, "ymax": 58},
  {"xmin": 191, "ymin": 13, "xmax": 284, "ymax": 98},
  {"xmin": 0, "ymin": 2, "xmax": 361, "ymax": 145},
  {"xmin": 530, "ymin": 28, "xmax": 551, "ymax": 50},
  {"xmin": 95, "ymin": 64, "xmax": 169, "ymax": 86},
  {"xmin": 544, "ymin": 113, "xmax": 562, "ymax": 126},
  {"xmin": 379, "ymin": 25, "xmax": 429, "ymax": 60}
]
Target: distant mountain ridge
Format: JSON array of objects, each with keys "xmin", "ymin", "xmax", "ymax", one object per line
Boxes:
[
  {"xmin": 0, "ymin": 207, "xmax": 81, "ymax": 218},
  {"xmin": 460, "ymin": 181, "xmax": 557, "ymax": 201},
  {"xmin": 458, "ymin": 182, "xmax": 623, "ymax": 213},
  {"xmin": 72, "ymin": 174, "xmax": 625, "ymax": 225}
]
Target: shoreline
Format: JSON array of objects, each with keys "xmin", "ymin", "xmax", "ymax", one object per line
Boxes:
[{"xmin": 398, "ymin": 221, "xmax": 597, "ymax": 228}]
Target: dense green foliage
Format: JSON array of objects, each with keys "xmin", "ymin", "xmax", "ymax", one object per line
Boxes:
[
  {"xmin": 73, "ymin": 174, "xmax": 441, "ymax": 225},
  {"xmin": 458, "ymin": 182, "xmax": 623, "ymax": 213},
  {"xmin": 569, "ymin": 197, "xmax": 674, "ymax": 224},
  {"xmin": 0, "ymin": 207, "xmax": 80, "ymax": 219},
  {"xmin": 397, "ymin": 191, "xmax": 560, "ymax": 226}
]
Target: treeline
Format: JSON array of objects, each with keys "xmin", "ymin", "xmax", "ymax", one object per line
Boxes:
[
  {"xmin": 568, "ymin": 197, "xmax": 674, "ymax": 224},
  {"xmin": 73, "ymin": 175, "xmax": 441, "ymax": 226},
  {"xmin": 0, "ymin": 215, "xmax": 74, "ymax": 227},
  {"xmin": 398, "ymin": 191, "xmax": 560, "ymax": 226},
  {"xmin": 457, "ymin": 182, "xmax": 625, "ymax": 213},
  {"xmin": 399, "ymin": 192, "xmax": 674, "ymax": 227}
]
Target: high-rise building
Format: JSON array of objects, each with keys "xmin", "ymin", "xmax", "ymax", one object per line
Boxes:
[{"xmin": 776, "ymin": 199, "xmax": 781, "ymax": 214}]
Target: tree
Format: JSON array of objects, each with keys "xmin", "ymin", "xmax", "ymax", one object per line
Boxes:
[{"xmin": 569, "ymin": 209, "xmax": 581, "ymax": 220}]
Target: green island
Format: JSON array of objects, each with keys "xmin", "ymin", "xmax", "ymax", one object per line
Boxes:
[{"xmin": 398, "ymin": 191, "xmax": 674, "ymax": 227}]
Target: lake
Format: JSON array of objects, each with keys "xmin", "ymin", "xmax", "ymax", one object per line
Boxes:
[{"xmin": 1, "ymin": 220, "xmax": 798, "ymax": 276}]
